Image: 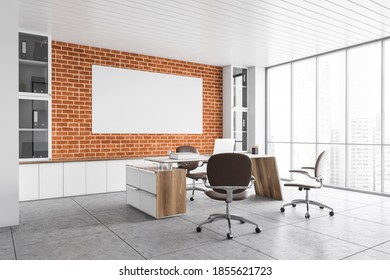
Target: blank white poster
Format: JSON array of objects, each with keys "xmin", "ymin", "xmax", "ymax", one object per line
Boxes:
[{"xmin": 92, "ymin": 65, "xmax": 203, "ymax": 134}]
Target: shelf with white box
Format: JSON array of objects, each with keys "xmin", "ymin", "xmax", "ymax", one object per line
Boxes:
[
  {"xmin": 19, "ymin": 32, "xmax": 52, "ymax": 161},
  {"xmin": 126, "ymin": 164, "xmax": 186, "ymax": 219},
  {"xmin": 223, "ymin": 66, "xmax": 248, "ymax": 152}
]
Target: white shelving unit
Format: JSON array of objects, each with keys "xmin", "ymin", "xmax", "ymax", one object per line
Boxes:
[
  {"xmin": 223, "ymin": 66, "xmax": 249, "ymax": 152},
  {"xmin": 18, "ymin": 32, "xmax": 51, "ymax": 161}
]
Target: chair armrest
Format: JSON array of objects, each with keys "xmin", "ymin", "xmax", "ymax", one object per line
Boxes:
[
  {"xmin": 301, "ymin": 166, "xmax": 315, "ymax": 170},
  {"xmin": 202, "ymin": 175, "xmax": 213, "ymax": 189},
  {"xmin": 289, "ymin": 169, "xmax": 309, "ymax": 175},
  {"xmin": 289, "ymin": 169, "xmax": 316, "ymax": 179}
]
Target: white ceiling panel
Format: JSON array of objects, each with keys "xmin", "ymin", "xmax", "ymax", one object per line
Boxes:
[{"xmin": 18, "ymin": 0, "xmax": 390, "ymax": 67}]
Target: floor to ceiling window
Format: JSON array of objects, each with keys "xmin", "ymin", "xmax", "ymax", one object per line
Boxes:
[
  {"xmin": 267, "ymin": 39, "xmax": 390, "ymax": 194},
  {"xmin": 268, "ymin": 64, "xmax": 291, "ymax": 179},
  {"xmin": 318, "ymin": 51, "xmax": 346, "ymax": 187}
]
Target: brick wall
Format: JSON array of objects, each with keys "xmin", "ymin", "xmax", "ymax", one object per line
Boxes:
[{"xmin": 51, "ymin": 41, "xmax": 223, "ymax": 160}]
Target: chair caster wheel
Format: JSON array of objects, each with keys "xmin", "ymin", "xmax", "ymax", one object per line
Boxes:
[
  {"xmin": 190, "ymin": 197, "xmax": 194, "ymax": 201},
  {"xmin": 305, "ymin": 213, "xmax": 310, "ymax": 219},
  {"xmin": 255, "ymin": 227, "xmax": 261, "ymax": 233},
  {"xmin": 319, "ymin": 206, "xmax": 324, "ymax": 209},
  {"xmin": 227, "ymin": 233, "xmax": 233, "ymax": 239},
  {"xmin": 280, "ymin": 207, "xmax": 285, "ymax": 213},
  {"xmin": 196, "ymin": 226, "xmax": 202, "ymax": 232},
  {"xmin": 292, "ymin": 204, "xmax": 297, "ymax": 207},
  {"xmin": 329, "ymin": 211, "xmax": 334, "ymax": 216},
  {"xmin": 240, "ymin": 220, "xmax": 245, "ymax": 224}
]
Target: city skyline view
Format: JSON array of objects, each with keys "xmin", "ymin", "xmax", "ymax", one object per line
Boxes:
[{"xmin": 267, "ymin": 41, "xmax": 390, "ymax": 194}]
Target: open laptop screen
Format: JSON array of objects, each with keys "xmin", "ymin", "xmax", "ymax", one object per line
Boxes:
[{"xmin": 212, "ymin": 138, "xmax": 235, "ymax": 154}]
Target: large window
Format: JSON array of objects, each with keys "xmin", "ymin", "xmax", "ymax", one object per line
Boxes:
[
  {"xmin": 292, "ymin": 59, "xmax": 316, "ymax": 143},
  {"xmin": 267, "ymin": 40, "xmax": 390, "ymax": 194},
  {"xmin": 318, "ymin": 51, "xmax": 346, "ymax": 186},
  {"xmin": 384, "ymin": 41, "xmax": 390, "ymax": 193},
  {"xmin": 268, "ymin": 65, "xmax": 291, "ymax": 178}
]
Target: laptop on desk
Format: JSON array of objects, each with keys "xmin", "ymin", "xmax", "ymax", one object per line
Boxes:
[{"xmin": 212, "ymin": 138, "xmax": 235, "ymax": 154}]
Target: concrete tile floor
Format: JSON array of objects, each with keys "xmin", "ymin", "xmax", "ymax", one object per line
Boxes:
[{"xmin": 1, "ymin": 184, "xmax": 390, "ymax": 260}]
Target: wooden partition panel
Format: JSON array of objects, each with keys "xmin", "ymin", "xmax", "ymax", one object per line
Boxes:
[
  {"xmin": 156, "ymin": 169, "xmax": 186, "ymax": 218},
  {"xmin": 251, "ymin": 156, "xmax": 283, "ymax": 200}
]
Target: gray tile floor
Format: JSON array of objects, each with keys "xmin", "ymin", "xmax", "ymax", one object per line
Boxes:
[{"xmin": 2, "ymin": 184, "xmax": 390, "ymax": 260}]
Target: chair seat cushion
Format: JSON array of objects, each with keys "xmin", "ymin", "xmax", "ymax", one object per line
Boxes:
[
  {"xmin": 284, "ymin": 180, "xmax": 321, "ymax": 189},
  {"xmin": 205, "ymin": 190, "xmax": 249, "ymax": 201},
  {"xmin": 187, "ymin": 172, "xmax": 207, "ymax": 180}
]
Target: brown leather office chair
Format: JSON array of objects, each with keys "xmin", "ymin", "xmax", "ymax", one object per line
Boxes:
[
  {"xmin": 196, "ymin": 153, "xmax": 261, "ymax": 239},
  {"xmin": 280, "ymin": 150, "xmax": 334, "ymax": 219},
  {"xmin": 176, "ymin": 145, "xmax": 206, "ymax": 201}
]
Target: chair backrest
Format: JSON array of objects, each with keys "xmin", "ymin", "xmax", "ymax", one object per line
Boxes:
[
  {"xmin": 207, "ymin": 153, "xmax": 252, "ymax": 194},
  {"xmin": 212, "ymin": 138, "xmax": 235, "ymax": 154},
  {"xmin": 176, "ymin": 145, "xmax": 199, "ymax": 171},
  {"xmin": 315, "ymin": 150, "xmax": 329, "ymax": 178}
]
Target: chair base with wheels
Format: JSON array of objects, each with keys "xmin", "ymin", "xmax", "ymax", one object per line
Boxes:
[
  {"xmin": 186, "ymin": 173, "xmax": 206, "ymax": 201},
  {"xmin": 280, "ymin": 187, "xmax": 334, "ymax": 219},
  {"xmin": 196, "ymin": 199, "xmax": 261, "ymax": 239},
  {"xmin": 196, "ymin": 153, "xmax": 262, "ymax": 239},
  {"xmin": 280, "ymin": 151, "xmax": 334, "ymax": 219}
]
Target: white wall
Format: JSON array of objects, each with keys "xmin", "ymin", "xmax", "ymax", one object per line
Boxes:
[
  {"xmin": 248, "ymin": 66, "xmax": 266, "ymax": 154},
  {"xmin": 0, "ymin": 0, "xmax": 19, "ymax": 227}
]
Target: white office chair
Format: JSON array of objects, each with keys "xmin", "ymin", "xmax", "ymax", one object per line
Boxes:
[
  {"xmin": 280, "ymin": 151, "xmax": 334, "ymax": 219},
  {"xmin": 212, "ymin": 138, "xmax": 235, "ymax": 154}
]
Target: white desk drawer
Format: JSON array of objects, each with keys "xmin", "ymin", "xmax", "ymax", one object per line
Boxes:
[
  {"xmin": 140, "ymin": 191, "xmax": 157, "ymax": 218},
  {"xmin": 126, "ymin": 167, "xmax": 140, "ymax": 187},
  {"xmin": 140, "ymin": 170, "xmax": 157, "ymax": 194},
  {"xmin": 126, "ymin": 186, "xmax": 140, "ymax": 209}
]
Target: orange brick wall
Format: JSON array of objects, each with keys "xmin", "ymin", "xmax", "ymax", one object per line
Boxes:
[{"xmin": 51, "ymin": 41, "xmax": 223, "ymax": 160}]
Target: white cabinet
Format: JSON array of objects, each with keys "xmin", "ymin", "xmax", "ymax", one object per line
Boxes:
[
  {"xmin": 126, "ymin": 186, "xmax": 140, "ymax": 209},
  {"xmin": 39, "ymin": 162, "xmax": 63, "ymax": 199},
  {"xmin": 126, "ymin": 165, "xmax": 186, "ymax": 218},
  {"xmin": 86, "ymin": 161, "xmax": 107, "ymax": 194},
  {"xmin": 19, "ymin": 164, "xmax": 39, "ymax": 201},
  {"xmin": 107, "ymin": 160, "xmax": 126, "ymax": 192},
  {"xmin": 126, "ymin": 166, "xmax": 140, "ymax": 187},
  {"xmin": 140, "ymin": 191, "xmax": 157, "ymax": 217},
  {"xmin": 19, "ymin": 158, "xmax": 130, "ymax": 201},
  {"xmin": 64, "ymin": 162, "xmax": 86, "ymax": 196},
  {"xmin": 140, "ymin": 170, "xmax": 157, "ymax": 194},
  {"xmin": 126, "ymin": 166, "xmax": 157, "ymax": 217}
]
